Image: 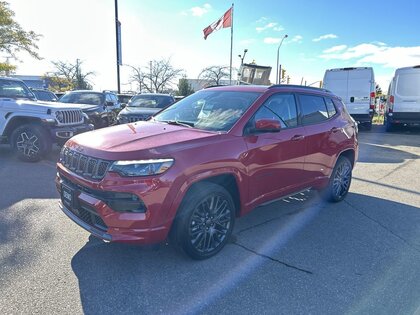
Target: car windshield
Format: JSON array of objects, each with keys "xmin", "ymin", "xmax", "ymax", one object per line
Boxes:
[
  {"xmin": 33, "ymin": 90, "xmax": 58, "ymax": 102},
  {"xmin": 59, "ymin": 92, "xmax": 104, "ymax": 105},
  {"xmin": 0, "ymin": 79, "xmax": 36, "ymax": 100},
  {"xmin": 154, "ymin": 90, "xmax": 261, "ymax": 132},
  {"xmin": 128, "ymin": 95, "xmax": 174, "ymax": 108}
]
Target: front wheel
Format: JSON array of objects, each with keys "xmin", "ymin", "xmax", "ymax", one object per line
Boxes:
[
  {"xmin": 171, "ymin": 182, "xmax": 235, "ymax": 260},
  {"xmin": 10, "ymin": 124, "xmax": 51, "ymax": 162},
  {"xmin": 320, "ymin": 156, "xmax": 352, "ymax": 202}
]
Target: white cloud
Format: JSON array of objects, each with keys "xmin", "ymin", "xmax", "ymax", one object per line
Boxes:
[
  {"xmin": 319, "ymin": 43, "xmax": 420, "ymax": 68},
  {"xmin": 263, "ymin": 37, "xmax": 281, "ymax": 44},
  {"xmin": 256, "ymin": 22, "xmax": 279, "ymax": 33},
  {"xmin": 190, "ymin": 3, "xmax": 211, "ymax": 17},
  {"xmin": 313, "ymin": 34, "xmax": 338, "ymax": 42},
  {"xmin": 290, "ymin": 35, "xmax": 303, "ymax": 43},
  {"xmin": 273, "ymin": 26, "xmax": 285, "ymax": 32},
  {"xmin": 256, "ymin": 17, "xmax": 268, "ymax": 23},
  {"xmin": 323, "ymin": 45, "xmax": 347, "ymax": 53}
]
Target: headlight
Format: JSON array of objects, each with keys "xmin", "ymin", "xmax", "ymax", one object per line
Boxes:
[
  {"xmin": 56, "ymin": 111, "xmax": 64, "ymax": 123},
  {"xmin": 109, "ymin": 159, "xmax": 174, "ymax": 177}
]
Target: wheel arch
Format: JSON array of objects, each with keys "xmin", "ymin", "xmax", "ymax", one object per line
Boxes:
[{"xmin": 3, "ymin": 116, "xmax": 44, "ymax": 138}]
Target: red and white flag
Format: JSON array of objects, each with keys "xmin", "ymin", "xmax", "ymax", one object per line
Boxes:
[{"xmin": 203, "ymin": 7, "xmax": 232, "ymax": 40}]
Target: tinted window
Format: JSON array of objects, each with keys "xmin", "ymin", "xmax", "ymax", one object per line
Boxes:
[
  {"xmin": 129, "ymin": 95, "xmax": 174, "ymax": 108},
  {"xmin": 299, "ymin": 95, "xmax": 329, "ymax": 125},
  {"xmin": 255, "ymin": 93, "xmax": 298, "ymax": 128},
  {"xmin": 0, "ymin": 79, "xmax": 35, "ymax": 99},
  {"xmin": 60, "ymin": 92, "xmax": 104, "ymax": 105},
  {"xmin": 325, "ymin": 98, "xmax": 337, "ymax": 117},
  {"xmin": 33, "ymin": 90, "xmax": 57, "ymax": 101}
]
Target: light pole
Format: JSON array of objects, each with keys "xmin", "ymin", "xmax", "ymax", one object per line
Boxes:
[
  {"xmin": 237, "ymin": 48, "xmax": 248, "ymax": 84},
  {"xmin": 276, "ymin": 34, "xmax": 288, "ymax": 84}
]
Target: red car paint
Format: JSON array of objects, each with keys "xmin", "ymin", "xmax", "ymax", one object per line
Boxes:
[{"xmin": 56, "ymin": 85, "xmax": 358, "ymax": 244}]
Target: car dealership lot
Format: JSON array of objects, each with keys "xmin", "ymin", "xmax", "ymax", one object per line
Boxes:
[{"xmin": 1, "ymin": 126, "xmax": 419, "ymax": 314}]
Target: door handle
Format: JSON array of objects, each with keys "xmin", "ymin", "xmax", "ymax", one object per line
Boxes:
[{"xmin": 291, "ymin": 135, "xmax": 305, "ymax": 141}]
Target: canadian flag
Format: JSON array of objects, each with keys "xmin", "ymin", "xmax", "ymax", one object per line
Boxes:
[{"xmin": 203, "ymin": 7, "xmax": 232, "ymax": 40}]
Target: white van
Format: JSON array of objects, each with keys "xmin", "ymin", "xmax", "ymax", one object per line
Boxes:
[
  {"xmin": 323, "ymin": 67, "xmax": 375, "ymax": 129},
  {"xmin": 385, "ymin": 65, "xmax": 420, "ymax": 131}
]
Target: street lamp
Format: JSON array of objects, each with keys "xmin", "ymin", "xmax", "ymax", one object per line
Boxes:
[
  {"xmin": 237, "ymin": 48, "xmax": 248, "ymax": 84},
  {"xmin": 276, "ymin": 34, "xmax": 288, "ymax": 84}
]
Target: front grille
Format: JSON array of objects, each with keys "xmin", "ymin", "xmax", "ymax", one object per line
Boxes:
[
  {"xmin": 61, "ymin": 147, "xmax": 111, "ymax": 180},
  {"xmin": 56, "ymin": 110, "xmax": 84, "ymax": 125},
  {"xmin": 76, "ymin": 204, "xmax": 107, "ymax": 231},
  {"xmin": 128, "ymin": 115, "xmax": 149, "ymax": 122}
]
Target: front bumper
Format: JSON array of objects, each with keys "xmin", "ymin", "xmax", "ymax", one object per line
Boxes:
[
  {"xmin": 49, "ymin": 123, "xmax": 94, "ymax": 143},
  {"xmin": 55, "ymin": 163, "xmax": 175, "ymax": 244}
]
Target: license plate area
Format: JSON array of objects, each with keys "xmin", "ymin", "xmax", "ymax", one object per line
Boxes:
[{"xmin": 61, "ymin": 184, "xmax": 75, "ymax": 209}]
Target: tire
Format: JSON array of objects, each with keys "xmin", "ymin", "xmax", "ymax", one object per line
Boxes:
[
  {"xmin": 321, "ymin": 156, "xmax": 352, "ymax": 203},
  {"xmin": 10, "ymin": 124, "xmax": 51, "ymax": 162},
  {"xmin": 171, "ymin": 182, "xmax": 235, "ymax": 260},
  {"xmin": 385, "ymin": 116, "xmax": 395, "ymax": 132}
]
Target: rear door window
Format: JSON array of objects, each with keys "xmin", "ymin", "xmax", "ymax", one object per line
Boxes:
[{"xmin": 299, "ymin": 94, "xmax": 329, "ymax": 125}]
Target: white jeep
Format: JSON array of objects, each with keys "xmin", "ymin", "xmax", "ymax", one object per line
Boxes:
[{"xmin": 0, "ymin": 77, "xmax": 93, "ymax": 162}]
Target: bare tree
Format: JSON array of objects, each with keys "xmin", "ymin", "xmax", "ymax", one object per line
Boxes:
[
  {"xmin": 198, "ymin": 66, "xmax": 230, "ymax": 87},
  {"xmin": 140, "ymin": 58, "xmax": 184, "ymax": 93},
  {"xmin": 125, "ymin": 64, "xmax": 142, "ymax": 93},
  {"xmin": 47, "ymin": 59, "xmax": 95, "ymax": 90}
]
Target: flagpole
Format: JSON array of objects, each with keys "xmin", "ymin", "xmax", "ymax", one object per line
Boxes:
[{"xmin": 229, "ymin": 3, "xmax": 234, "ymax": 85}]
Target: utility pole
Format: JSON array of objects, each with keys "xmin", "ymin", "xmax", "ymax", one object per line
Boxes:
[
  {"xmin": 115, "ymin": 0, "xmax": 121, "ymax": 93},
  {"xmin": 149, "ymin": 60, "xmax": 153, "ymax": 93}
]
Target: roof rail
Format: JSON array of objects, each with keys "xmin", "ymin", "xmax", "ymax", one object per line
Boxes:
[
  {"xmin": 268, "ymin": 84, "xmax": 331, "ymax": 93},
  {"xmin": 204, "ymin": 84, "xmax": 229, "ymax": 89}
]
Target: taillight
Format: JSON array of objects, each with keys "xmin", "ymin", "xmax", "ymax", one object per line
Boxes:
[
  {"xmin": 388, "ymin": 95, "xmax": 394, "ymax": 112},
  {"xmin": 370, "ymin": 91, "xmax": 376, "ymax": 110}
]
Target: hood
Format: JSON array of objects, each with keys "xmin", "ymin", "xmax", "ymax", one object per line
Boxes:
[
  {"xmin": 66, "ymin": 121, "xmax": 220, "ymax": 160},
  {"xmin": 119, "ymin": 106, "xmax": 160, "ymax": 116},
  {"xmin": 2, "ymin": 98, "xmax": 88, "ymax": 112},
  {"xmin": 56, "ymin": 101, "xmax": 100, "ymax": 111}
]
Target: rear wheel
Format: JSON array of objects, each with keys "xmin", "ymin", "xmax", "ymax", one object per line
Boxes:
[
  {"xmin": 171, "ymin": 182, "xmax": 235, "ymax": 260},
  {"xmin": 10, "ymin": 124, "xmax": 51, "ymax": 162},
  {"xmin": 321, "ymin": 156, "xmax": 352, "ymax": 202}
]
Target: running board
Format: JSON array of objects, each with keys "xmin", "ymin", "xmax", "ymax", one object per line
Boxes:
[{"xmin": 259, "ymin": 188, "xmax": 312, "ymax": 207}]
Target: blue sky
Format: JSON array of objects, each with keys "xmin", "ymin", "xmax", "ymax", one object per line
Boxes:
[{"xmin": 6, "ymin": 0, "xmax": 420, "ymax": 91}]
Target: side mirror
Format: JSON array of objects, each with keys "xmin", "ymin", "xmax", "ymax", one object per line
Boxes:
[
  {"xmin": 120, "ymin": 103, "xmax": 127, "ymax": 109},
  {"xmin": 350, "ymin": 96, "xmax": 355, "ymax": 103},
  {"xmin": 106, "ymin": 101, "xmax": 114, "ymax": 107},
  {"xmin": 255, "ymin": 119, "xmax": 281, "ymax": 132}
]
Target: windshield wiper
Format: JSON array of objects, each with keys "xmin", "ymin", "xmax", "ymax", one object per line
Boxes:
[{"xmin": 160, "ymin": 119, "xmax": 194, "ymax": 128}]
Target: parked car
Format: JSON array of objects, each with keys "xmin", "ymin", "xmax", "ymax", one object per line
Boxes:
[
  {"xmin": 0, "ymin": 77, "xmax": 92, "ymax": 162},
  {"xmin": 31, "ymin": 88, "xmax": 58, "ymax": 102},
  {"xmin": 59, "ymin": 90, "xmax": 120, "ymax": 128},
  {"xmin": 56, "ymin": 85, "xmax": 358, "ymax": 259},
  {"xmin": 385, "ymin": 65, "xmax": 420, "ymax": 131},
  {"xmin": 117, "ymin": 93, "xmax": 134, "ymax": 107},
  {"xmin": 117, "ymin": 93, "xmax": 175, "ymax": 123},
  {"xmin": 323, "ymin": 67, "xmax": 375, "ymax": 129}
]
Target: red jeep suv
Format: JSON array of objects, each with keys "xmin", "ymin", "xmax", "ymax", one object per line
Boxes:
[{"xmin": 56, "ymin": 85, "xmax": 358, "ymax": 259}]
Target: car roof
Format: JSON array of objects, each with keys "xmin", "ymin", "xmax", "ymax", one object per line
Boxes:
[
  {"xmin": 0, "ymin": 76, "xmax": 25, "ymax": 83},
  {"xmin": 134, "ymin": 93, "xmax": 174, "ymax": 97}
]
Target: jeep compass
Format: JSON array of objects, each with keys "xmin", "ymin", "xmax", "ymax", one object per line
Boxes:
[{"xmin": 56, "ymin": 85, "xmax": 358, "ymax": 259}]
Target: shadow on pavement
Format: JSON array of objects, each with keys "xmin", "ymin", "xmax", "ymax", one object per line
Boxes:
[
  {"xmin": 71, "ymin": 192, "xmax": 420, "ymax": 314},
  {"xmin": 357, "ymin": 142, "xmax": 419, "ymax": 164}
]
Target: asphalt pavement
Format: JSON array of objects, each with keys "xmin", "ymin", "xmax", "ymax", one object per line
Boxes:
[{"xmin": 0, "ymin": 125, "xmax": 419, "ymax": 315}]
